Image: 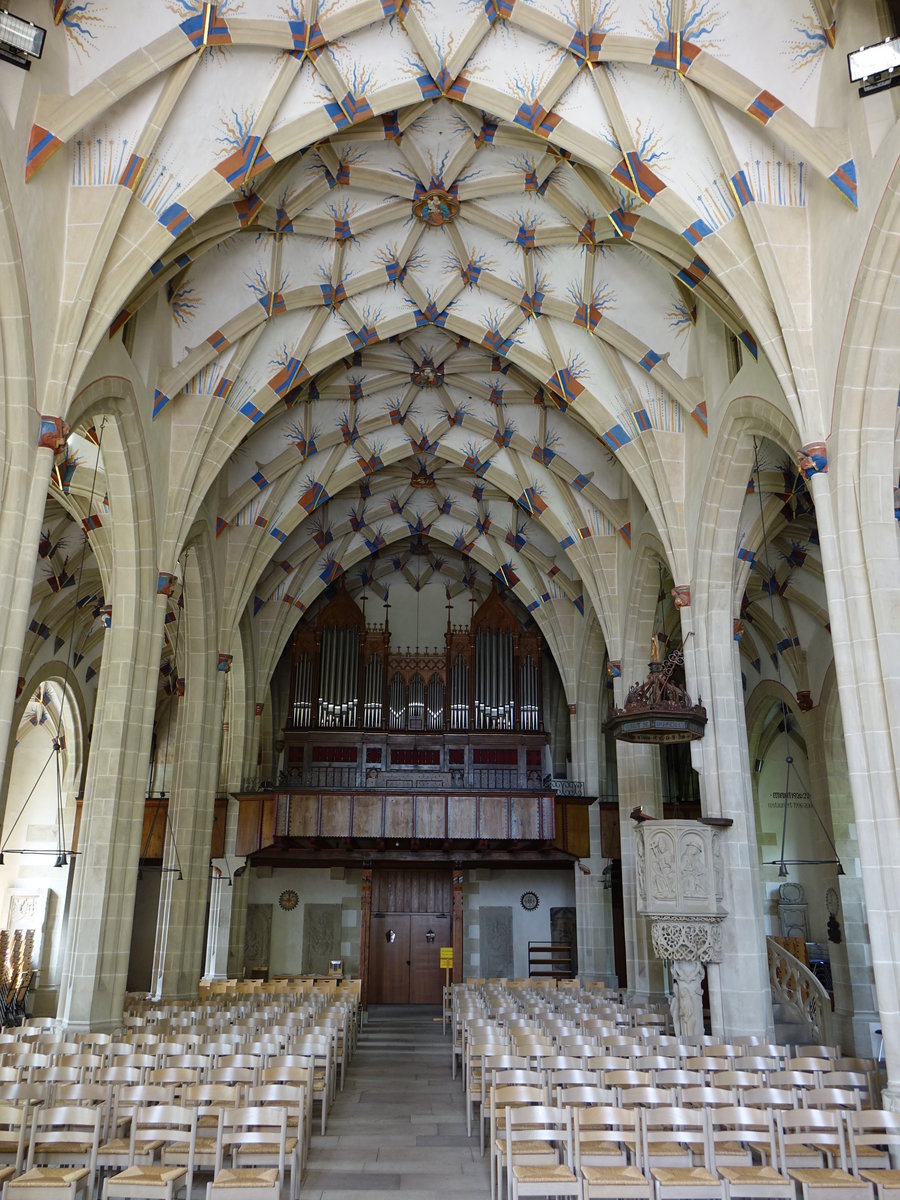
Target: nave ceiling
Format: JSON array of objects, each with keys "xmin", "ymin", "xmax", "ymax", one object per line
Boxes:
[{"xmin": 9, "ymin": 0, "xmax": 867, "ymax": 721}]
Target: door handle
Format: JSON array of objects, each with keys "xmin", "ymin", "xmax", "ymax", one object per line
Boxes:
[{"xmin": 406, "ymin": 960, "xmax": 411, "ymax": 966}]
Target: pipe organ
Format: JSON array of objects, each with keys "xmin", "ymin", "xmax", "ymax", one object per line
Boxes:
[{"xmin": 285, "ymin": 585, "xmax": 548, "ymax": 793}]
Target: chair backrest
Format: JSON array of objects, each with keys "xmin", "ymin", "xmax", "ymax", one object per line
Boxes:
[
  {"xmin": 574, "ymin": 1105, "xmax": 642, "ymax": 1173},
  {"xmin": 556, "ymin": 1085, "xmax": 616, "ymax": 1109},
  {"xmin": 619, "ymin": 1086, "xmax": 675, "ymax": 1109},
  {"xmin": 803, "ymin": 1086, "xmax": 862, "ymax": 1111},
  {"xmin": 183, "ymin": 1083, "xmax": 242, "ymax": 1111},
  {"xmin": 768, "ymin": 1069, "xmax": 817, "ymax": 1092},
  {"xmin": 847, "ymin": 1109, "xmax": 900, "ymax": 1174},
  {"xmin": 777, "ymin": 1108, "xmax": 848, "ymax": 1171},
  {"xmin": 643, "ymin": 1105, "xmax": 711, "ymax": 1169},
  {"xmin": 247, "ymin": 1083, "xmax": 306, "ymax": 1129},
  {"xmin": 550, "ymin": 1069, "xmax": 599, "ymax": 1091},
  {"xmin": 654, "ymin": 1069, "xmax": 703, "ymax": 1096},
  {"xmin": 741, "ymin": 1086, "xmax": 797, "ymax": 1111},
  {"xmin": 27, "ymin": 1103, "xmax": 102, "ymax": 1177},
  {"xmin": 713, "ymin": 1070, "xmax": 762, "ymax": 1093},
  {"xmin": 821, "ymin": 1071, "xmax": 872, "ymax": 1103},
  {"xmin": 709, "ymin": 1105, "xmax": 777, "ymax": 1168},
  {"xmin": 0, "ymin": 1102, "xmax": 32, "ymax": 1174},
  {"xmin": 794, "ymin": 1044, "xmax": 839, "ymax": 1061},
  {"xmin": 681, "ymin": 1085, "xmax": 735, "ymax": 1109},
  {"xmin": 505, "ymin": 1104, "xmax": 573, "ymax": 1166},
  {"xmin": 605, "ymin": 1069, "xmax": 653, "ymax": 1093},
  {"xmin": 220, "ymin": 1106, "xmax": 287, "ymax": 1176}
]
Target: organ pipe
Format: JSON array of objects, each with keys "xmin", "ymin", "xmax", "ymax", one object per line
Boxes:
[{"xmin": 290, "ymin": 584, "xmax": 544, "ymax": 735}]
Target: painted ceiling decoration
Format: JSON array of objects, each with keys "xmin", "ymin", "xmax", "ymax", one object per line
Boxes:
[{"xmin": 20, "ymin": 0, "xmax": 852, "ymax": 702}]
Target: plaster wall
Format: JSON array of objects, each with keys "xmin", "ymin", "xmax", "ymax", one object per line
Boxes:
[
  {"xmin": 463, "ymin": 867, "xmax": 576, "ymax": 981},
  {"xmin": 246, "ymin": 865, "xmax": 362, "ymax": 978}
]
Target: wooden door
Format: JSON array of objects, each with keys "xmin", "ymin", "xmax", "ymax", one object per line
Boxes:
[
  {"xmin": 409, "ymin": 913, "xmax": 449, "ymax": 1003},
  {"xmin": 366, "ymin": 869, "xmax": 452, "ymax": 1004},
  {"xmin": 368, "ymin": 913, "xmax": 411, "ymax": 1004}
]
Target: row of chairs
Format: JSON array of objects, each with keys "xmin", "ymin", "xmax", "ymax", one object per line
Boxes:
[
  {"xmin": 495, "ymin": 1101, "xmax": 900, "ymax": 1200},
  {"xmin": 0, "ymin": 1101, "xmax": 301, "ymax": 1200}
]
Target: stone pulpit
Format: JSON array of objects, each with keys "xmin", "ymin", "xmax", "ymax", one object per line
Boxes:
[{"xmin": 634, "ymin": 819, "xmax": 728, "ymax": 1038}]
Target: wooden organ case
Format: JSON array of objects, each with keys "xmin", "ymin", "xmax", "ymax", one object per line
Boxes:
[{"xmin": 236, "ymin": 585, "xmax": 590, "ymax": 868}]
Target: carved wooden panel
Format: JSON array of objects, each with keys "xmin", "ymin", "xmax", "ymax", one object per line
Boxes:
[
  {"xmin": 415, "ymin": 794, "xmax": 446, "ymax": 839},
  {"xmin": 320, "ymin": 795, "xmax": 351, "ymax": 838},
  {"xmin": 372, "ymin": 868, "xmax": 451, "ymax": 914},
  {"xmin": 353, "ymin": 795, "xmax": 382, "ymax": 838},
  {"xmin": 447, "ymin": 796, "xmax": 477, "ymax": 839},
  {"xmin": 384, "ymin": 795, "xmax": 412, "ymax": 838}
]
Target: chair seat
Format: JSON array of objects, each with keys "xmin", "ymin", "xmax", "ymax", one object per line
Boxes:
[
  {"xmin": 33, "ymin": 1142, "xmax": 93, "ymax": 1156},
  {"xmin": 578, "ymin": 1138, "xmax": 626, "ymax": 1157},
  {"xmin": 788, "ymin": 1168, "xmax": 869, "ymax": 1188},
  {"xmin": 210, "ymin": 1169, "xmax": 279, "ymax": 1188},
  {"xmin": 495, "ymin": 1138, "xmax": 556, "ymax": 1156},
  {"xmin": 860, "ymin": 1168, "xmax": 900, "ymax": 1183},
  {"xmin": 718, "ymin": 1165, "xmax": 792, "ymax": 1186},
  {"xmin": 108, "ymin": 1165, "xmax": 186, "ymax": 1186},
  {"xmin": 99, "ymin": 1138, "xmax": 163, "ymax": 1158},
  {"xmin": 651, "ymin": 1166, "xmax": 721, "ymax": 1185},
  {"xmin": 8, "ymin": 1168, "xmax": 90, "ymax": 1187},
  {"xmin": 582, "ymin": 1164, "xmax": 647, "ymax": 1185},
  {"xmin": 512, "ymin": 1163, "xmax": 577, "ymax": 1183},
  {"xmin": 234, "ymin": 1140, "xmax": 298, "ymax": 1157}
]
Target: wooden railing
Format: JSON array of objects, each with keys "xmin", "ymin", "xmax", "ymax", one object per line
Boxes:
[{"xmin": 767, "ymin": 935, "xmax": 833, "ymax": 1045}]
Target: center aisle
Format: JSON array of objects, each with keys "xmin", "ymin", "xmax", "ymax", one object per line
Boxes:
[{"xmin": 302, "ymin": 1003, "xmax": 492, "ymax": 1200}]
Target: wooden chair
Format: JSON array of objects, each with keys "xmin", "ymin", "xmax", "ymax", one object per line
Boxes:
[
  {"xmin": 575, "ymin": 1106, "xmax": 651, "ymax": 1200},
  {"xmin": 205, "ymin": 1107, "xmax": 286, "ymax": 1200},
  {"xmin": 504, "ymin": 1104, "xmax": 580, "ymax": 1200},
  {"xmin": 643, "ymin": 1105, "xmax": 721, "ymax": 1200},
  {"xmin": 777, "ymin": 1108, "xmax": 870, "ymax": 1200},
  {"xmin": 848, "ymin": 1108, "xmax": 900, "ymax": 1194},
  {"xmin": 0, "ymin": 1104, "xmax": 31, "ymax": 1176},
  {"xmin": 709, "ymin": 1106, "xmax": 793, "ymax": 1200},
  {"xmin": 102, "ymin": 1104, "xmax": 198, "ymax": 1200},
  {"xmin": 489, "ymin": 1084, "xmax": 549, "ymax": 1200},
  {"xmin": 5, "ymin": 1105, "xmax": 101, "ymax": 1200},
  {"xmin": 248, "ymin": 1083, "xmax": 307, "ymax": 1188},
  {"xmin": 277, "ymin": 1041, "xmax": 331, "ymax": 1136},
  {"xmin": 259, "ymin": 1063, "xmax": 313, "ymax": 1157}
]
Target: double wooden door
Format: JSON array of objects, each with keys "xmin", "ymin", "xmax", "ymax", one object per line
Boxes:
[{"xmin": 367, "ymin": 868, "xmax": 451, "ymax": 1004}]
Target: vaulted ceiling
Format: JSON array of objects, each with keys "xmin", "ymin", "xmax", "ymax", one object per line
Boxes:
[{"xmin": 19, "ymin": 0, "xmax": 854, "ymax": 705}]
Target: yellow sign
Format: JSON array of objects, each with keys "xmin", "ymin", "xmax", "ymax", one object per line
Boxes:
[{"xmin": 440, "ymin": 947, "xmax": 454, "ymax": 968}]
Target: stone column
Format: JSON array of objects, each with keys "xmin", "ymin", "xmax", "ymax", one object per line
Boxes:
[
  {"xmin": 0, "ymin": 424, "xmax": 57, "ymax": 821},
  {"xmin": 805, "ymin": 457, "xmax": 900, "ymax": 1098},
  {"xmin": 56, "ymin": 575, "xmax": 168, "ymax": 1031},
  {"xmin": 684, "ymin": 587, "xmax": 775, "ymax": 1040},
  {"xmin": 204, "ymin": 795, "xmax": 245, "ymax": 980},
  {"xmin": 822, "ymin": 689, "xmax": 879, "ymax": 1057},
  {"xmin": 793, "ymin": 701, "xmax": 856, "ymax": 1051},
  {"xmin": 151, "ymin": 646, "xmax": 227, "ymax": 999},
  {"xmin": 615, "ymin": 736, "xmax": 665, "ymax": 1001}
]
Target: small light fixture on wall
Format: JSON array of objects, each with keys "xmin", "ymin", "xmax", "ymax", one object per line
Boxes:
[
  {"xmin": 385, "ymin": 929, "xmax": 396, "ymax": 943},
  {"xmin": 425, "ymin": 928, "xmax": 436, "ymax": 943}
]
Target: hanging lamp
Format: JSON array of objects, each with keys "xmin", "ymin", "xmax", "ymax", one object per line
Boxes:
[{"xmin": 604, "ymin": 567, "xmax": 707, "ymax": 745}]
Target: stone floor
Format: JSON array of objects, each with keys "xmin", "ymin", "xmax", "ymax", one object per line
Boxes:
[{"xmin": 302, "ymin": 1004, "xmax": 492, "ymax": 1200}]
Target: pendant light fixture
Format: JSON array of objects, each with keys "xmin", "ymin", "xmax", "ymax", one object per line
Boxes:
[{"xmin": 604, "ymin": 565, "xmax": 707, "ymax": 745}]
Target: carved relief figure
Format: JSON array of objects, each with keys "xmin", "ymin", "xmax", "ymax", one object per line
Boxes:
[
  {"xmin": 636, "ymin": 831, "xmax": 646, "ymax": 902},
  {"xmin": 650, "ymin": 833, "xmax": 676, "ymax": 899},
  {"xmin": 670, "ymin": 958, "xmax": 704, "ymax": 1038},
  {"xmin": 680, "ymin": 836, "xmax": 707, "ymax": 897}
]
